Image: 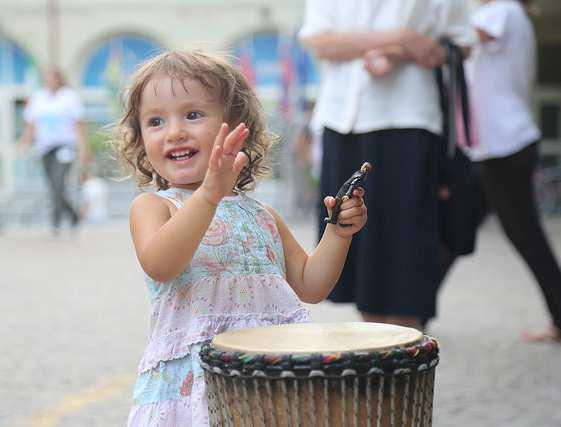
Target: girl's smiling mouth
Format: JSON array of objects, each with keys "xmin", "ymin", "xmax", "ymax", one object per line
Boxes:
[{"xmin": 168, "ymin": 148, "xmax": 198, "ymax": 161}]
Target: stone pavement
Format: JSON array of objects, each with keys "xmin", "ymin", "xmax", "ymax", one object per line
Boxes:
[{"xmin": 1, "ymin": 215, "xmax": 561, "ymax": 427}]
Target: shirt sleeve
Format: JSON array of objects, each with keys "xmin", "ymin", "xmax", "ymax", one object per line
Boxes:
[
  {"xmin": 439, "ymin": 0, "xmax": 478, "ymax": 47},
  {"xmin": 471, "ymin": 2, "xmax": 508, "ymax": 51},
  {"xmin": 471, "ymin": 2, "xmax": 508, "ymax": 38},
  {"xmin": 22, "ymin": 95, "xmax": 37, "ymax": 124},
  {"xmin": 298, "ymin": 0, "xmax": 336, "ymax": 39},
  {"xmin": 66, "ymin": 89, "xmax": 85, "ymax": 121}
]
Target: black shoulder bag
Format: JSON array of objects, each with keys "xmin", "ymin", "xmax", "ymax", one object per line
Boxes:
[{"xmin": 436, "ymin": 39, "xmax": 479, "ymax": 256}]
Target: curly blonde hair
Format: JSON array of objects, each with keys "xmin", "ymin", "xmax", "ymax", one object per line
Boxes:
[{"xmin": 116, "ymin": 50, "xmax": 276, "ymax": 191}]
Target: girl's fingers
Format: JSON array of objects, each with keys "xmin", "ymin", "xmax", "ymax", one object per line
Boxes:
[
  {"xmin": 337, "ymin": 200, "xmax": 367, "ymax": 224},
  {"xmin": 340, "ymin": 196, "xmax": 364, "ymax": 211},
  {"xmin": 323, "ymin": 196, "xmax": 336, "ymax": 209},
  {"xmin": 233, "ymin": 151, "xmax": 249, "ymax": 176},
  {"xmin": 209, "ymin": 143, "xmax": 223, "ymax": 170},
  {"xmin": 223, "ymin": 123, "xmax": 249, "ymax": 155},
  {"xmin": 352, "ymin": 187, "xmax": 365, "ymax": 197},
  {"xmin": 214, "ymin": 123, "xmax": 229, "ymax": 150},
  {"xmin": 338, "ymin": 207, "xmax": 366, "ymax": 223},
  {"xmin": 323, "ymin": 196, "xmax": 335, "ymax": 219},
  {"xmin": 235, "ymin": 127, "xmax": 250, "ymax": 151}
]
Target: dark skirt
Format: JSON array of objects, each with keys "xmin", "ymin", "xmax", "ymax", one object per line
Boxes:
[{"xmin": 318, "ymin": 128, "xmax": 440, "ymax": 318}]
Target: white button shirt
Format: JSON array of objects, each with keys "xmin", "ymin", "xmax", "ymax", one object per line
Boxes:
[
  {"xmin": 299, "ymin": 0, "xmax": 476, "ymax": 135},
  {"xmin": 467, "ymin": 0, "xmax": 541, "ymax": 161}
]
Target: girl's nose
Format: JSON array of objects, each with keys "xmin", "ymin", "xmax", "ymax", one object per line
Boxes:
[{"xmin": 166, "ymin": 120, "xmax": 187, "ymax": 142}]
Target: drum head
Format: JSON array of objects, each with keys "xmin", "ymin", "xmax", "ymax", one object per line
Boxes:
[{"xmin": 212, "ymin": 322, "xmax": 422, "ymax": 354}]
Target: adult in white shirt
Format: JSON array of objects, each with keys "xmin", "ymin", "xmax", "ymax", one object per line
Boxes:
[
  {"xmin": 19, "ymin": 68, "xmax": 89, "ymax": 234},
  {"xmin": 300, "ymin": 0, "xmax": 475, "ymax": 329},
  {"xmin": 466, "ymin": 0, "xmax": 561, "ymax": 341}
]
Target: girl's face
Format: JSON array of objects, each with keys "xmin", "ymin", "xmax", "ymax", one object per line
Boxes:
[{"xmin": 139, "ymin": 76, "xmax": 225, "ymax": 190}]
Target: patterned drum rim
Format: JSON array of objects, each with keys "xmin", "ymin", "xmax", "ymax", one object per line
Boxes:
[{"xmin": 199, "ymin": 335, "xmax": 439, "ymax": 379}]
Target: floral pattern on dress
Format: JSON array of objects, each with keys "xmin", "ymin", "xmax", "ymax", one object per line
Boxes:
[
  {"xmin": 201, "ymin": 218, "xmax": 229, "ymax": 246},
  {"xmin": 255, "ymin": 210, "xmax": 280, "ymax": 240},
  {"xmin": 180, "ymin": 372, "xmax": 194, "ymax": 397}
]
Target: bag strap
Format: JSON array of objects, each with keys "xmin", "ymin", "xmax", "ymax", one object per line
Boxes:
[{"xmin": 437, "ymin": 39, "xmax": 472, "ymax": 157}]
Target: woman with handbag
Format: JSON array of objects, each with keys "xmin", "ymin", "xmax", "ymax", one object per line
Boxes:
[
  {"xmin": 466, "ymin": 0, "xmax": 561, "ymax": 341},
  {"xmin": 299, "ymin": 0, "xmax": 475, "ymax": 330}
]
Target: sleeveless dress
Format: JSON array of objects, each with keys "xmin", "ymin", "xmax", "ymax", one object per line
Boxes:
[{"xmin": 127, "ymin": 188, "xmax": 310, "ymax": 426}]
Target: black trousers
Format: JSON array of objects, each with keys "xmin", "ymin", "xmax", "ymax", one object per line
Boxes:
[
  {"xmin": 41, "ymin": 148, "xmax": 79, "ymax": 229},
  {"xmin": 440, "ymin": 143, "xmax": 561, "ymax": 329}
]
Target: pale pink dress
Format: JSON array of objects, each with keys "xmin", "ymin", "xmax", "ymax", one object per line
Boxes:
[{"xmin": 127, "ymin": 188, "xmax": 310, "ymax": 426}]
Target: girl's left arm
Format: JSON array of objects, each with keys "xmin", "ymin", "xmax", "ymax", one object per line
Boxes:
[{"xmin": 267, "ymin": 190, "xmax": 367, "ymax": 303}]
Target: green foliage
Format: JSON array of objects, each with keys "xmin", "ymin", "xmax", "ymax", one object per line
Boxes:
[{"xmin": 87, "ymin": 125, "xmax": 118, "ymax": 178}]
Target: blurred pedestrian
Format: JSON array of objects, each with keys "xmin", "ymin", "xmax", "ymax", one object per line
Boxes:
[
  {"xmin": 291, "ymin": 100, "xmax": 320, "ymax": 216},
  {"xmin": 300, "ymin": 0, "xmax": 475, "ymax": 329},
  {"xmin": 18, "ymin": 68, "xmax": 89, "ymax": 234},
  {"xmin": 80, "ymin": 172, "xmax": 109, "ymax": 224},
  {"xmin": 117, "ymin": 50, "xmax": 367, "ymax": 425},
  {"xmin": 458, "ymin": 0, "xmax": 561, "ymax": 341}
]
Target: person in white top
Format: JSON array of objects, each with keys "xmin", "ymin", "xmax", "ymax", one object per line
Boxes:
[
  {"xmin": 464, "ymin": 0, "xmax": 561, "ymax": 342},
  {"xmin": 300, "ymin": 0, "xmax": 475, "ymax": 329},
  {"xmin": 19, "ymin": 68, "xmax": 89, "ymax": 234},
  {"xmin": 81, "ymin": 174, "xmax": 109, "ymax": 224}
]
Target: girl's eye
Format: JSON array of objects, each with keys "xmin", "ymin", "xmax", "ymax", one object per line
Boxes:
[
  {"xmin": 148, "ymin": 117, "xmax": 163, "ymax": 127},
  {"xmin": 186, "ymin": 111, "xmax": 202, "ymax": 120}
]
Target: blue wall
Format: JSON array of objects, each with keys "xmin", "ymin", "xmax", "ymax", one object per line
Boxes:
[{"xmin": 0, "ymin": 39, "xmax": 36, "ymax": 85}]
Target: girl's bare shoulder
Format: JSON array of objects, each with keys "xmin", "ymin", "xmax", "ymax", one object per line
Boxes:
[{"xmin": 130, "ymin": 191, "xmax": 175, "ymax": 220}]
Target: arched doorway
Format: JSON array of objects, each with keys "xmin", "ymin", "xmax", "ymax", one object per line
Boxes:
[
  {"xmin": 80, "ymin": 35, "xmax": 163, "ymax": 182},
  {"xmin": 0, "ymin": 38, "xmax": 38, "ymax": 204},
  {"xmin": 81, "ymin": 34, "xmax": 163, "ymax": 123}
]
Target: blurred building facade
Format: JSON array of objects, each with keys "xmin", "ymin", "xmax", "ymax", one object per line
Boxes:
[
  {"xmin": 0, "ymin": 0, "xmax": 560, "ymax": 218},
  {"xmin": 0, "ymin": 0, "xmax": 318, "ymax": 222}
]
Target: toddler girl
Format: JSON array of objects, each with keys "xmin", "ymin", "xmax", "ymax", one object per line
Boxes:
[{"xmin": 117, "ymin": 50, "xmax": 367, "ymax": 426}]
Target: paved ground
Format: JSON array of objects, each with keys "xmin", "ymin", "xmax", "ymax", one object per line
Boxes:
[{"xmin": 2, "ymin": 214, "xmax": 561, "ymax": 427}]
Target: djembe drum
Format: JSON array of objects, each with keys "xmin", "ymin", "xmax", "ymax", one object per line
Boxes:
[{"xmin": 200, "ymin": 322, "xmax": 439, "ymax": 427}]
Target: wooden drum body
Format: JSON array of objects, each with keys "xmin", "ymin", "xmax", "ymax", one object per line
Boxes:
[{"xmin": 200, "ymin": 322, "xmax": 439, "ymax": 427}]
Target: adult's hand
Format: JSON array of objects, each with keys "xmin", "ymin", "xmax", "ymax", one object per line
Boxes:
[{"xmin": 400, "ymin": 28, "xmax": 446, "ymax": 69}]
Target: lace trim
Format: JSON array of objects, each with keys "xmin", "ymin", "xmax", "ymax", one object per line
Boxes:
[{"xmin": 138, "ymin": 309, "xmax": 310, "ymax": 373}]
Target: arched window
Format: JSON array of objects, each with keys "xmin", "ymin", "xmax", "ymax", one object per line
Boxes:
[
  {"xmin": 0, "ymin": 39, "xmax": 37, "ymax": 85},
  {"xmin": 82, "ymin": 35, "xmax": 163, "ymax": 88}
]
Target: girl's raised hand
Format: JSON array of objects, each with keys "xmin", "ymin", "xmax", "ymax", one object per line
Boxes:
[
  {"xmin": 324, "ymin": 187, "xmax": 367, "ymax": 239},
  {"xmin": 200, "ymin": 123, "xmax": 249, "ymax": 205}
]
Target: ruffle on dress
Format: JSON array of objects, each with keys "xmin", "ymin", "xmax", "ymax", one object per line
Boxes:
[
  {"xmin": 138, "ymin": 308, "xmax": 310, "ymax": 373},
  {"xmin": 139, "ymin": 272, "xmax": 310, "ymax": 373}
]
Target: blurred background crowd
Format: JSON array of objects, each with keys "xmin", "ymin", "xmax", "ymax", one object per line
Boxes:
[{"xmin": 0, "ymin": 0, "xmax": 558, "ymax": 228}]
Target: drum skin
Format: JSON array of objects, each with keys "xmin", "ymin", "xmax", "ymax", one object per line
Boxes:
[{"xmin": 200, "ymin": 322, "xmax": 439, "ymax": 427}]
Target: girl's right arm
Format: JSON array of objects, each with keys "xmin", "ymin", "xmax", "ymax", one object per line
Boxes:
[
  {"xmin": 130, "ymin": 190, "xmax": 219, "ymax": 282},
  {"xmin": 130, "ymin": 123, "xmax": 249, "ymax": 283}
]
